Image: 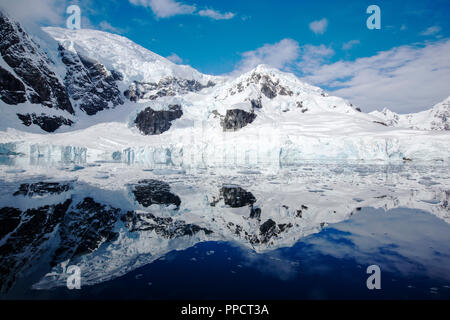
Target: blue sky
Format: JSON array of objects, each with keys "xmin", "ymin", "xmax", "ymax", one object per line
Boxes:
[
  {"xmin": 83, "ymin": 0, "xmax": 450, "ymax": 74},
  {"xmin": 1, "ymin": 0, "xmax": 450, "ymax": 112}
]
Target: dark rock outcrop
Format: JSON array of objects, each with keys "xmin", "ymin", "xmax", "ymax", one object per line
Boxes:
[
  {"xmin": 125, "ymin": 77, "xmax": 215, "ymax": 102},
  {"xmin": 0, "ymin": 66, "xmax": 26, "ymax": 105},
  {"xmin": 132, "ymin": 179, "xmax": 181, "ymax": 209},
  {"xmin": 250, "ymin": 98, "xmax": 263, "ymax": 109},
  {"xmin": 259, "ymin": 219, "xmax": 293, "ymax": 244},
  {"xmin": 121, "ymin": 211, "xmax": 212, "ymax": 237},
  {"xmin": 373, "ymin": 121, "xmax": 388, "ymax": 127},
  {"xmin": 249, "ymin": 206, "xmax": 262, "ymax": 220},
  {"xmin": 14, "ymin": 182, "xmax": 72, "ymax": 197},
  {"xmin": 52, "ymin": 197, "xmax": 120, "ymax": 263},
  {"xmin": 135, "ymin": 104, "xmax": 183, "ymax": 135},
  {"xmin": 261, "ymin": 82, "xmax": 277, "ymax": 99},
  {"xmin": 0, "ymin": 207, "xmax": 22, "ymax": 239},
  {"xmin": 222, "ymin": 109, "xmax": 256, "ymax": 131},
  {"xmin": 0, "ymin": 199, "xmax": 72, "ymax": 293},
  {"xmin": 17, "ymin": 113, "xmax": 73, "ymax": 132},
  {"xmin": 0, "ymin": 192, "xmax": 121, "ymax": 292},
  {"xmin": 0, "ymin": 11, "xmax": 74, "ymax": 114},
  {"xmin": 59, "ymin": 45, "xmax": 124, "ymax": 115},
  {"xmin": 224, "ymin": 218, "xmax": 293, "ymax": 246},
  {"xmin": 229, "ymin": 71, "xmax": 293, "ymax": 99},
  {"xmin": 221, "ymin": 186, "xmax": 256, "ymax": 208},
  {"xmin": 211, "ymin": 185, "xmax": 261, "ymax": 219},
  {"xmin": 296, "ymin": 101, "xmax": 309, "ymax": 113},
  {"xmin": 260, "ymin": 219, "xmax": 276, "ymax": 235}
]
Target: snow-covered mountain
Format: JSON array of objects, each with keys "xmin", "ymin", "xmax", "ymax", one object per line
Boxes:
[
  {"xmin": 42, "ymin": 25, "xmax": 365, "ymax": 129},
  {"xmin": 0, "ymin": 11, "xmax": 75, "ymax": 132},
  {"xmin": 1, "ymin": 10, "xmax": 450, "ymax": 164},
  {"xmin": 370, "ymin": 96, "xmax": 450, "ymax": 131}
]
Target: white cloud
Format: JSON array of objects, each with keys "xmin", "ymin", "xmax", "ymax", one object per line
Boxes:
[
  {"xmin": 129, "ymin": 0, "xmax": 196, "ymax": 18},
  {"xmin": 0, "ymin": 0, "xmax": 66, "ymax": 25},
  {"xmin": 309, "ymin": 18, "xmax": 328, "ymax": 35},
  {"xmin": 0, "ymin": 0, "xmax": 98, "ymax": 31},
  {"xmin": 420, "ymin": 26, "xmax": 441, "ymax": 36},
  {"xmin": 342, "ymin": 40, "xmax": 360, "ymax": 51},
  {"xmin": 99, "ymin": 21, "xmax": 124, "ymax": 34},
  {"xmin": 166, "ymin": 53, "xmax": 183, "ymax": 64},
  {"xmin": 297, "ymin": 44, "xmax": 334, "ymax": 74},
  {"xmin": 232, "ymin": 38, "xmax": 300, "ymax": 75},
  {"xmin": 129, "ymin": 0, "xmax": 235, "ymax": 20},
  {"xmin": 232, "ymin": 40, "xmax": 335, "ymax": 77},
  {"xmin": 301, "ymin": 40, "xmax": 450, "ymax": 113},
  {"xmin": 198, "ymin": 9, "xmax": 235, "ymax": 20}
]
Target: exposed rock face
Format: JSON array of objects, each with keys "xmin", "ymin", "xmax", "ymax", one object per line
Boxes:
[
  {"xmin": 59, "ymin": 46, "xmax": 124, "ymax": 115},
  {"xmin": 259, "ymin": 219, "xmax": 293, "ymax": 244},
  {"xmin": 121, "ymin": 211, "xmax": 212, "ymax": 237},
  {"xmin": 261, "ymin": 82, "xmax": 277, "ymax": 99},
  {"xmin": 53, "ymin": 197, "xmax": 120, "ymax": 263},
  {"xmin": 250, "ymin": 98, "xmax": 263, "ymax": 109},
  {"xmin": 229, "ymin": 71, "xmax": 293, "ymax": 99},
  {"xmin": 221, "ymin": 186, "xmax": 256, "ymax": 208},
  {"xmin": 13, "ymin": 182, "xmax": 72, "ymax": 197},
  {"xmin": 124, "ymin": 82, "xmax": 139, "ymax": 102},
  {"xmin": 0, "ymin": 199, "xmax": 72, "ymax": 293},
  {"xmin": 224, "ymin": 218, "xmax": 293, "ymax": 246},
  {"xmin": 132, "ymin": 179, "xmax": 181, "ymax": 209},
  {"xmin": 373, "ymin": 121, "xmax": 388, "ymax": 127},
  {"xmin": 296, "ymin": 101, "xmax": 309, "ymax": 113},
  {"xmin": 135, "ymin": 104, "xmax": 183, "ymax": 135},
  {"xmin": 0, "ymin": 179, "xmax": 123, "ymax": 293},
  {"xmin": 0, "ymin": 66, "xmax": 26, "ymax": 105},
  {"xmin": 370, "ymin": 108, "xmax": 401, "ymax": 127},
  {"xmin": 0, "ymin": 11, "xmax": 74, "ymax": 114},
  {"xmin": 250, "ymin": 206, "xmax": 262, "ymax": 220},
  {"xmin": 17, "ymin": 113, "xmax": 73, "ymax": 132},
  {"xmin": 222, "ymin": 109, "xmax": 256, "ymax": 131},
  {"xmin": 0, "ymin": 195, "xmax": 122, "ymax": 292},
  {"xmin": 211, "ymin": 185, "xmax": 261, "ymax": 220},
  {"xmin": 209, "ymin": 184, "xmax": 295, "ymax": 245},
  {"xmin": 125, "ymin": 77, "xmax": 215, "ymax": 102},
  {"xmin": 0, "ymin": 11, "xmax": 127, "ymax": 133},
  {"xmin": 0, "ymin": 207, "xmax": 22, "ymax": 239},
  {"xmin": 429, "ymin": 104, "xmax": 449, "ymax": 131}
]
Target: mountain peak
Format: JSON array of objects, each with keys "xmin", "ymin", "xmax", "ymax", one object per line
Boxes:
[
  {"xmin": 252, "ymin": 64, "xmax": 279, "ymax": 73},
  {"xmin": 370, "ymin": 95, "xmax": 450, "ymax": 130},
  {"xmin": 433, "ymin": 95, "xmax": 450, "ymax": 108},
  {"xmin": 43, "ymin": 26, "xmax": 217, "ymax": 85}
]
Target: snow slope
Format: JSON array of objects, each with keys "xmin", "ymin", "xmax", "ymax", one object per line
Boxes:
[
  {"xmin": 43, "ymin": 27, "xmax": 221, "ymax": 85},
  {"xmin": 370, "ymin": 96, "xmax": 450, "ymax": 131}
]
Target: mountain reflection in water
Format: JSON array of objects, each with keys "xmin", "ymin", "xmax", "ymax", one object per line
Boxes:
[{"xmin": 0, "ymin": 161, "xmax": 449, "ymax": 299}]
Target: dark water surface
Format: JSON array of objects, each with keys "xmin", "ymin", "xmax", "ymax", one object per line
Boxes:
[{"xmin": 2, "ymin": 207, "xmax": 449, "ymax": 300}]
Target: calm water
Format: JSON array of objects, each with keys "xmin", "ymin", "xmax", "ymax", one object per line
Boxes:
[{"xmin": 0, "ymin": 160, "xmax": 449, "ymax": 300}]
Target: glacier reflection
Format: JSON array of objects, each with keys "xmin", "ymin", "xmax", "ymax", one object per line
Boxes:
[{"xmin": 0, "ymin": 160, "xmax": 449, "ymax": 299}]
